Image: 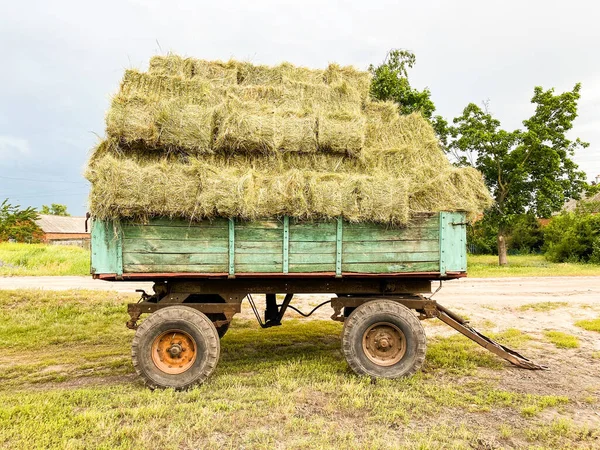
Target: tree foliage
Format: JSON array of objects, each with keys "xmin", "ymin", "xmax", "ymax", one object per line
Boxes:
[
  {"xmin": 41, "ymin": 203, "xmax": 70, "ymax": 216},
  {"xmin": 369, "ymin": 49, "xmax": 447, "ymax": 140},
  {"xmin": 0, "ymin": 200, "xmax": 42, "ymax": 242},
  {"xmin": 448, "ymin": 85, "xmax": 588, "ymax": 262}
]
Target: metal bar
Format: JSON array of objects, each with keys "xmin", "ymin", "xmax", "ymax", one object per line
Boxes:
[
  {"xmin": 439, "ymin": 212, "xmax": 446, "ymax": 277},
  {"xmin": 331, "ymin": 296, "xmax": 434, "ymax": 311},
  {"xmin": 276, "ymin": 293, "xmax": 294, "ymax": 322},
  {"xmin": 115, "ymin": 222, "xmax": 123, "ymax": 277},
  {"xmin": 129, "ymin": 302, "xmax": 241, "ymax": 315},
  {"xmin": 228, "ymin": 218, "xmax": 235, "ymax": 278},
  {"xmin": 94, "ymin": 272, "xmax": 465, "ymax": 281},
  {"xmin": 336, "ymin": 217, "xmax": 343, "ymax": 277},
  {"xmin": 283, "ymin": 216, "xmax": 289, "ymax": 274},
  {"xmin": 436, "ymin": 303, "xmax": 547, "ymax": 370}
]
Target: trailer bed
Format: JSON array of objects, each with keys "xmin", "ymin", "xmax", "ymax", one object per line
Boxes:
[{"xmin": 91, "ymin": 212, "xmax": 467, "ymax": 280}]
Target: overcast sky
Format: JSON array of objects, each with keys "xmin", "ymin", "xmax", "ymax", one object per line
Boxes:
[{"xmin": 1, "ymin": 0, "xmax": 598, "ymax": 216}]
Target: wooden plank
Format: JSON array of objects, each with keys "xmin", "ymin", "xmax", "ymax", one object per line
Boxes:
[
  {"xmin": 235, "ymin": 253, "xmax": 283, "ymax": 265},
  {"xmin": 235, "ymin": 241, "xmax": 283, "ymax": 254},
  {"xmin": 235, "ymin": 228, "xmax": 282, "ymax": 241},
  {"xmin": 343, "ymin": 240, "xmax": 438, "ymax": 254},
  {"xmin": 132, "ymin": 217, "xmax": 229, "ymax": 228},
  {"xmin": 234, "ymin": 219, "xmax": 282, "ymax": 229},
  {"xmin": 123, "ymin": 239, "xmax": 228, "ymax": 254},
  {"xmin": 289, "ymin": 222, "xmax": 337, "ymax": 241},
  {"xmin": 344, "ymin": 217, "xmax": 439, "ymax": 230},
  {"xmin": 342, "ymin": 226, "xmax": 439, "ymax": 242},
  {"xmin": 124, "ymin": 264, "xmax": 228, "ymax": 273},
  {"xmin": 123, "ymin": 226, "xmax": 228, "ymax": 241},
  {"xmin": 341, "ymin": 261, "xmax": 439, "ymax": 273},
  {"xmin": 288, "ymin": 253, "xmax": 336, "ymax": 264},
  {"xmin": 289, "ymin": 241, "xmax": 336, "ymax": 253},
  {"xmin": 123, "ymin": 253, "xmax": 228, "ymax": 265},
  {"xmin": 289, "ymin": 263, "xmax": 336, "ymax": 273},
  {"xmin": 342, "ymin": 251, "xmax": 439, "ymax": 264},
  {"xmin": 235, "ymin": 263, "xmax": 283, "ymax": 273}
]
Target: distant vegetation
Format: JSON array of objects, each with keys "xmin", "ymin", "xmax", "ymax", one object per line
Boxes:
[
  {"xmin": 468, "ymin": 210, "xmax": 600, "ymax": 265},
  {"xmin": 0, "ymin": 199, "xmax": 42, "ymax": 242},
  {"xmin": 0, "ymin": 243, "xmax": 89, "ymax": 276},
  {"xmin": 41, "ymin": 203, "xmax": 69, "ymax": 216}
]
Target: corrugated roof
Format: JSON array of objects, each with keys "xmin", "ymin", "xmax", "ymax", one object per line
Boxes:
[
  {"xmin": 35, "ymin": 215, "xmax": 88, "ymax": 234},
  {"xmin": 563, "ymin": 192, "xmax": 600, "ymax": 212}
]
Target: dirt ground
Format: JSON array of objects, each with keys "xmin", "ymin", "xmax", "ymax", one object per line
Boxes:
[{"xmin": 2, "ymin": 275, "xmax": 599, "ymax": 445}]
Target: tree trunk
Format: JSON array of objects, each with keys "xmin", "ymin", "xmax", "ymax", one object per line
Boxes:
[{"xmin": 497, "ymin": 232, "xmax": 508, "ymax": 266}]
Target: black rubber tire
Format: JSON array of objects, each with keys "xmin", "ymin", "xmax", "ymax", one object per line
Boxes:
[
  {"xmin": 132, "ymin": 306, "xmax": 220, "ymax": 390},
  {"xmin": 342, "ymin": 300, "xmax": 426, "ymax": 379}
]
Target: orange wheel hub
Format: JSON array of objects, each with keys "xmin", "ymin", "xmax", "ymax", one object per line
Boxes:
[
  {"xmin": 362, "ymin": 322, "xmax": 406, "ymax": 366},
  {"xmin": 151, "ymin": 330, "xmax": 197, "ymax": 375}
]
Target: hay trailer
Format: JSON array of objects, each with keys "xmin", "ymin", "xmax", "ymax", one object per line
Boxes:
[{"xmin": 91, "ymin": 211, "xmax": 543, "ymax": 389}]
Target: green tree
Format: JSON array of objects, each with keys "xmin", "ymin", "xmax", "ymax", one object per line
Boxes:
[
  {"xmin": 369, "ymin": 49, "xmax": 447, "ymax": 141},
  {"xmin": 449, "ymin": 85, "xmax": 588, "ymax": 265},
  {"xmin": 0, "ymin": 199, "xmax": 42, "ymax": 242},
  {"xmin": 41, "ymin": 203, "xmax": 70, "ymax": 216}
]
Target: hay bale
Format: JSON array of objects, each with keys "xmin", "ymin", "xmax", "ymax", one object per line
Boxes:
[
  {"xmin": 149, "ymin": 55, "xmax": 238, "ymax": 84},
  {"xmin": 317, "ymin": 115, "xmax": 366, "ymax": 157},
  {"xmin": 106, "ymin": 96, "xmax": 160, "ymax": 146},
  {"xmin": 85, "ymin": 153, "xmax": 414, "ymax": 224},
  {"xmin": 89, "ymin": 56, "xmax": 493, "ymax": 225},
  {"xmin": 149, "ymin": 55, "xmax": 371, "ymax": 95}
]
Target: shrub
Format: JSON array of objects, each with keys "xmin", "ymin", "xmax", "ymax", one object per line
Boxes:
[{"xmin": 544, "ymin": 212, "xmax": 600, "ymax": 263}]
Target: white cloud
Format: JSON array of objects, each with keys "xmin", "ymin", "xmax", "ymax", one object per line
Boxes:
[{"xmin": 0, "ymin": 136, "xmax": 30, "ymax": 158}]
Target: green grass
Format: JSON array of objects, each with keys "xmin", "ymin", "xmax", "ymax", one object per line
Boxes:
[
  {"xmin": 0, "ymin": 243, "xmax": 89, "ymax": 276},
  {"xmin": 518, "ymin": 301, "xmax": 569, "ymax": 312},
  {"xmin": 575, "ymin": 318, "xmax": 600, "ymax": 333},
  {"xmin": 543, "ymin": 331, "xmax": 580, "ymax": 349},
  {"xmin": 0, "ymin": 290, "xmax": 584, "ymax": 449},
  {"xmin": 467, "ymin": 254, "xmax": 600, "ymax": 278}
]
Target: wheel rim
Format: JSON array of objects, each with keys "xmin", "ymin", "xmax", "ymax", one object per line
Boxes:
[
  {"xmin": 151, "ymin": 330, "xmax": 197, "ymax": 375},
  {"xmin": 362, "ymin": 322, "xmax": 406, "ymax": 366}
]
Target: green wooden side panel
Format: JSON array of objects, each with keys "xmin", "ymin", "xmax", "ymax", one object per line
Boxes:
[
  {"xmin": 340, "ymin": 217, "xmax": 440, "ymax": 273},
  {"xmin": 439, "ymin": 211, "xmax": 467, "ymax": 275},
  {"xmin": 91, "ymin": 220, "xmax": 122, "ymax": 275},
  {"xmin": 92, "ymin": 212, "xmax": 466, "ymax": 276},
  {"xmin": 234, "ymin": 219, "xmax": 283, "ymax": 273},
  {"xmin": 121, "ymin": 219, "xmax": 229, "ymax": 273},
  {"xmin": 289, "ymin": 220, "xmax": 337, "ymax": 273}
]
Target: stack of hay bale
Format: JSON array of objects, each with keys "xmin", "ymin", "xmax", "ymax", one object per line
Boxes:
[{"xmin": 86, "ymin": 55, "xmax": 492, "ymax": 225}]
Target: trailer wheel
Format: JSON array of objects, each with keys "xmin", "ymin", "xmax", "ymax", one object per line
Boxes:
[
  {"xmin": 342, "ymin": 300, "xmax": 426, "ymax": 379},
  {"xmin": 132, "ymin": 305, "xmax": 220, "ymax": 390}
]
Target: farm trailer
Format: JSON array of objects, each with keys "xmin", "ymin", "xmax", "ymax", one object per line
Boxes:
[{"xmin": 91, "ymin": 211, "xmax": 544, "ymax": 389}]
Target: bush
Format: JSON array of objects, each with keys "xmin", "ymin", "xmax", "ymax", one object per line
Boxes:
[
  {"xmin": 544, "ymin": 212, "xmax": 600, "ymax": 263},
  {"xmin": 467, "ymin": 213, "xmax": 543, "ymax": 255},
  {"xmin": 507, "ymin": 214, "xmax": 544, "ymax": 254}
]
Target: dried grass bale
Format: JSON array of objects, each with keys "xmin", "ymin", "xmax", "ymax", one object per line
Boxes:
[
  {"xmin": 85, "ymin": 153, "xmax": 411, "ymax": 225},
  {"xmin": 89, "ymin": 56, "xmax": 494, "ymax": 225},
  {"xmin": 106, "ymin": 95, "xmax": 215, "ymax": 153},
  {"xmin": 148, "ymin": 55, "xmax": 372, "ymax": 95},
  {"xmin": 317, "ymin": 115, "xmax": 366, "ymax": 157}
]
